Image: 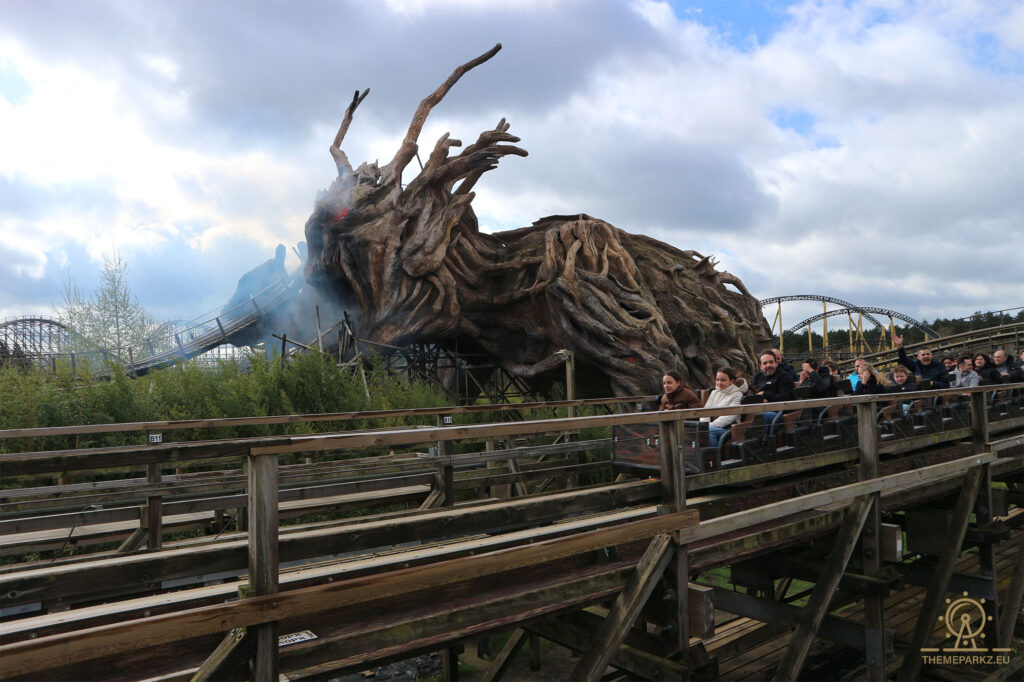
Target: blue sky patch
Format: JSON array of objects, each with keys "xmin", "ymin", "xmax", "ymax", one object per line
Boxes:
[
  {"xmin": 0, "ymin": 62, "xmax": 32, "ymax": 105},
  {"xmin": 670, "ymin": 0, "xmax": 796, "ymax": 49},
  {"xmin": 770, "ymin": 107, "xmax": 815, "ymax": 136}
]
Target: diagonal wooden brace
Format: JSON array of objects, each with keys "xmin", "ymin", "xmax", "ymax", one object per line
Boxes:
[
  {"xmin": 568, "ymin": 533, "xmax": 674, "ymax": 681},
  {"xmin": 772, "ymin": 495, "xmax": 873, "ymax": 682},
  {"xmin": 191, "ymin": 626, "xmax": 257, "ymax": 682},
  {"xmin": 998, "ymin": 530, "xmax": 1024, "ymax": 647},
  {"xmin": 897, "ymin": 464, "xmax": 985, "ymax": 682},
  {"xmin": 479, "ymin": 628, "xmax": 528, "ymax": 682}
]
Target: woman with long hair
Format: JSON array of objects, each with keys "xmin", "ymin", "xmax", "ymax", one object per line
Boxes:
[
  {"xmin": 659, "ymin": 370, "xmax": 700, "ymax": 411},
  {"xmin": 973, "ymin": 353, "xmax": 1002, "ymax": 384},
  {"xmin": 701, "ymin": 366, "xmax": 745, "ymax": 446},
  {"xmin": 854, "ymin": 362, "xmax": 890, "ymax": 395}
]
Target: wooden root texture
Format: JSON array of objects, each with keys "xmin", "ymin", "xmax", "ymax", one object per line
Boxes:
[{"xmin": 304, "ymin": 44, "xmax": 770, "ymax": 395}]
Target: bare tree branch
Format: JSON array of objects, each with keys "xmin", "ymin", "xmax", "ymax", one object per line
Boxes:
[
  {"xmin": 382, "ymin": 43, "xmax": 502, "ymax": 185},
  {"xmin": 329, "ymin": 88, "xmax": 369, "ymax": 176}
]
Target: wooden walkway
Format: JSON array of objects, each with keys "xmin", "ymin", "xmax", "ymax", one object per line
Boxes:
[{"xmin": 1, "ymin": 385, "xmax": 1022, "ymax": 681}]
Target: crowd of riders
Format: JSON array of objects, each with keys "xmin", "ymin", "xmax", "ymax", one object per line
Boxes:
[{"xmin": 657, "ymin": 341, "xmax": 1024, "ymax": 444}]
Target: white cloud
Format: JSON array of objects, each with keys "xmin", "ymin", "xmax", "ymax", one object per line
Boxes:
[{"xmin": 1, "ymin": 0, "xmax": 1023, "ymax": 328}]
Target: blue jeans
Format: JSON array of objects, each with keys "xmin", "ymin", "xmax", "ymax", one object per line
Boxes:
[
  {"xmin": 709, "ymin": 425, "xmax": 728, "ymax": 447},
  {"xmin": 762, "ymin": 411, "xmax": 779, "ymax": 435}
]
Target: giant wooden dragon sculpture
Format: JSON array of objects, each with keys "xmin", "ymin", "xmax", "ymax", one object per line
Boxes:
[{"xmin": 304, "ymin": 44, "xmax": 770, "ymax": 396}]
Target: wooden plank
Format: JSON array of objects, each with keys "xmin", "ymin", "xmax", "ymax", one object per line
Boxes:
[
  {"xmin": 1, "ymin": 507, "xmax": 655, "ymax": 644},
  {"xmin": 569, "ymin": 533, "xmax": 674, "ymax": 681},
  {"xmin": 772, "ymin": 496, "xmax": 873, "ymax": 682},
  {"xmin": 897, "ymin": 464, "xmax": 985, "ymax": 682},
  {"xmin": 0, "ymin": 509, "xmax": 699, "ymax": 678},
  {"xmin": 249, "ymin": 393, "xmax": 1020, "ymax": 457},
  {"xmin": 686, "ymin": 447, "xmax": 858, "ymax": 491},
  {"xmin": 0, "ymin": 398, "xmax": 648, "ymax": 442},
  {"xmin": 279, "ymin": 565, "xmax": 629, "ymax": 680},
  {"xmin": 3, "ymin": 394, "xmax": 1019, "ymax": 478},
  {"xmin": 0, "ymin": 481, "xmax": 659, "ymax": 609}
]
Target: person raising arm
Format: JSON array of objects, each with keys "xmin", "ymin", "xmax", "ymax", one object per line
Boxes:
[{"xmin": 892, "ymin": 333, "xmax": 949, "ymax": 388}]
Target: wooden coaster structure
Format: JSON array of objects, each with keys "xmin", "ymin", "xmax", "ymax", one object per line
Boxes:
[{"xmin": 0, "ymin": 386, "xmax": 1022, "ymax": 681}]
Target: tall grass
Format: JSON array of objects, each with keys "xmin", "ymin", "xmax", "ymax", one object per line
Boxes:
[{"xmin": 0, "ymin": 351, "xmax": 455, "ymax": 453}]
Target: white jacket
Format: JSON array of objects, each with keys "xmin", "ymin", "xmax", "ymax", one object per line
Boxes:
[{"xmin": 700, "ymin": 381, "xmax": 745, "ymax": 428}]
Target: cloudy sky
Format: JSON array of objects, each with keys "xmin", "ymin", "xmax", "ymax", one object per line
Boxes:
[{"xmin": 1, "ymin": 0, "xmax": 1022, "ymax": 334}]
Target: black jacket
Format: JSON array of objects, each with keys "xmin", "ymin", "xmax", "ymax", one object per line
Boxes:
[
  {"xmin": 798, "ymin": 370, "xmax": 832, "ymax": 398},
  {"xmin": 855, "ymin": 377, "xmax": 887, "ymax": 395},
  {"xmin": 897, "ymin": 348, "xmax": 949, "ymax": 388},
  {"xmin": 993, "ymin": 361, "xmax": 1023, "ymax": 381},
  {"xmin": 752, "ymin": 369, "xmax": 796, "ymax": 402},
  {"xmin": 887, "ymin": 380, "xmax": 919, "ymax": 394},
  {"xmin": 975, "ymin": 366, "xmax": 1002, "ymax": 385}
]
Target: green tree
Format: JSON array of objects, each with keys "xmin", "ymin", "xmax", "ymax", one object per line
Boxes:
[{"xmin": 56, "ymin": 254, "xmax": 154, "ymax": 362}]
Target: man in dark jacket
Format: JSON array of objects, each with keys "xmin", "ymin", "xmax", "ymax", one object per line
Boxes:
[
  {"xmin": 753, "ymin": 350, "xmax": 796, "ymax": 434},
  {"xmin": 992, "ymin": 349, "xmax": 1024, "ymax": 381},
  {"xmin": 754, "ymin": 350, "xmax": 797, "ymax": 401},
  {"xmin": 892, "ymin": 334, "xmax": 949, "ymax": 388}
]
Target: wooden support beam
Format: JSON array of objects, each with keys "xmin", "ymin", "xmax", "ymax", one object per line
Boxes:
[
  {"xmin": 970, "ymin": 390, "xmax": 990, "ymax": 449},
  {"xmin": 712, "ymin": 588, "xmax": 894, "ymax": 655},
  {"xmin": 146, "ymin": 461, "xmax": 162, "ymax": 550},
  {"xmin": 435, "ymin": 416, "xmax": 455, "ymax": 507},
  {"xmin": 530, "ymin": 617, "xmax": 692, "ymax": 679},
  {"xmin": 506, "ymin": 457, "xmax": 528, "ymax": 498},
  {"xmin": 528, "ymin": 631, "xmax": 541, "ymax": 672},
  {"xmin": 442, "ymin": 645, "xmax": 462, "ymax": 681},
  {"xmin": 665, "ymin": 418, "xmax": 692, "ymax": 667},
  {"xmin": 115, "ymin": 525, "xmax": 146, "ymax": 554},
  {"xmin": 857, "ymin": 401, "xmax": 886, "ymax": 682},
  {"xmin": 569, "ymin": 533, "xmax": 674, "ymax": 682},
  {"xmin": 657, "ymin": 420, "xmax": 676, "ymax": 509},
  {"xmin": 881, "ymin": 523, "xmax": 903, "ymax": 563},
  {"xmin": 998, "ymin": 536, "xmax": 1024, "ymax": 646},
  {"xmin": 897, "ymin": 464, "xmax": 985, "ymax": 682},
  {"xmin": 687, "ymin": 583, "xmax": 715, "ymax": 640},
  {"xmin": 247, "ymin": 452, "xmax": 279, "ymax": 682},
  {"xmin": 772, "ymin": 496, "xmax": 873, "ymax": 682},
  {"xmin": 191, "ymin": 626, "xmax": 256, "ymax": 682},
  {"xmin": 480, "ymin": 628, "xmax": 527, "ymax": 682},
  {"xmin": 975, "ymin": 463, "xmax": 1001, "ymax": 648},
  {"xmin": 418, "ymin": 488, "xmax": 443, "ymax": 510}
]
